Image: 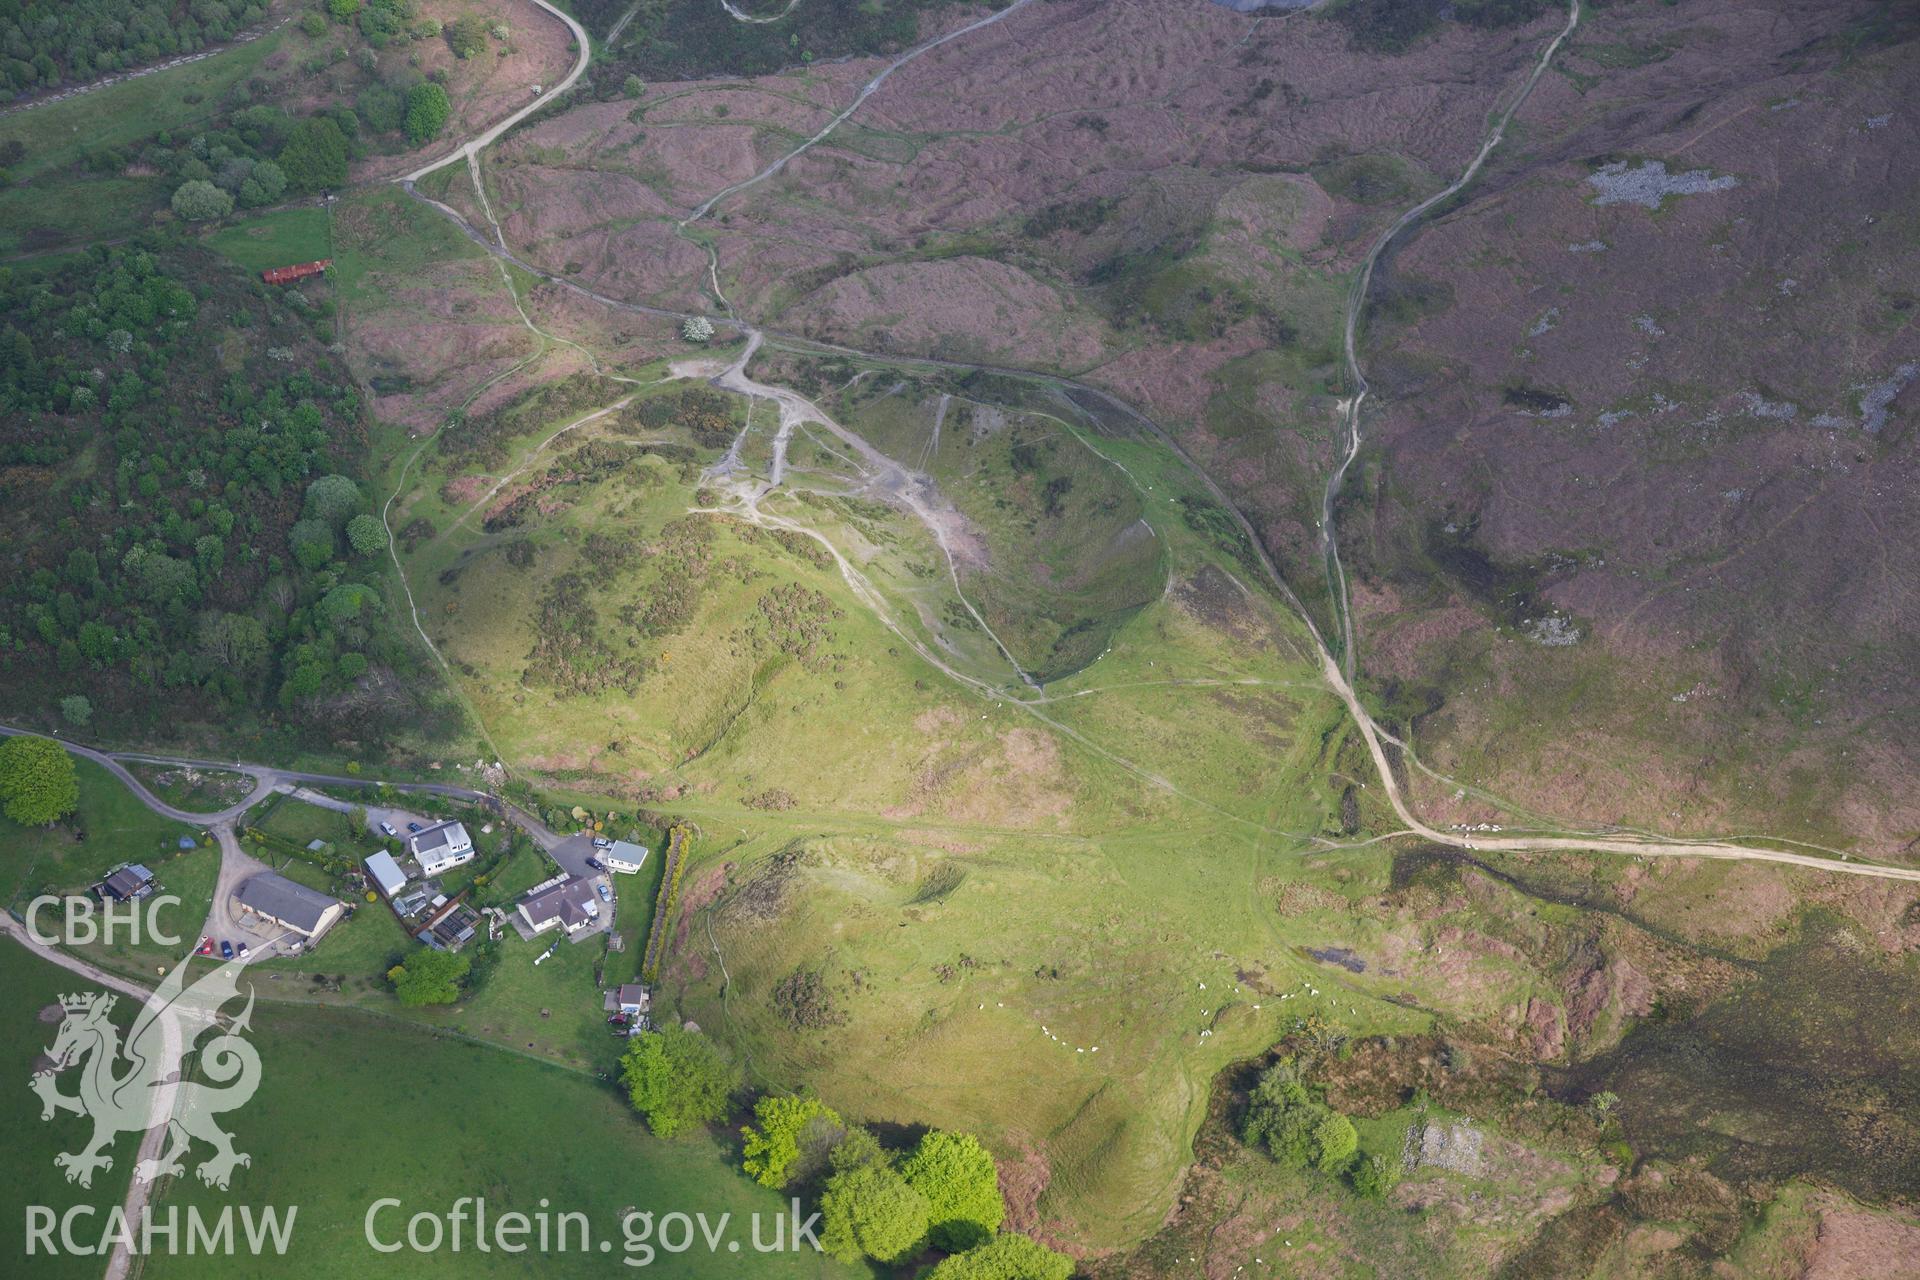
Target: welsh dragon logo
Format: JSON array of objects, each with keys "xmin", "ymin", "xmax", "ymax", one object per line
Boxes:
[{"xmin": 31, "ymin": 954, "xmax": 261, "ymax": 1191}]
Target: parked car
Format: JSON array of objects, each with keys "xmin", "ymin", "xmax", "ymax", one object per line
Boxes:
[
  {"xmin": 196, "ymin": 936, "xmax": 213, "ymax": 956},
  {"xmin": 596, "ymin": 882, "xmax": 613, "ymax": 903},
  {"xmin": 406, "ymin": 821, "xmax": 423, "ymax": 833},
  {"xmin": 585, "ymin": 857, "xmax": 604, "ymax": 871},
  {"xmin": 219, "ymin": 940, "xmax": 234, "ymax": 960},
  {"xmin": 592, "ymin": 836, "xmax": 613, "ymax": 849},
  {"xmin": 237, "ymin": 942, "xmax": 250, "ymax": 959},
  {"xmin": 379, "ymin": 821, "xmax": 398, "ymax": 837}
]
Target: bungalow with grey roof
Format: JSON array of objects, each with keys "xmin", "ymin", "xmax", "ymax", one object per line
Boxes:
[
  {"xmin": 517, "ymin": 876, "xmax": 601, "ymax": 937},
  {"xmin": 604, "ymin": 840, "xmax": 648, "ymax": 874},
  {"xmin": 233, "ymin": 872, "xmax": 344, "ymax": 940}
]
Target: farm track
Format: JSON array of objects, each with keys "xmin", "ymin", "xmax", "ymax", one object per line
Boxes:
[
  {"xmin": 362, "ymin": 0, "xmax": 1920, "ymax": 882},
  {"xmin": 1321, "ymin": 0, "xmax": 1585, "ymax": 680},
  {"xmin": 0, "ymin": 13, "xmax": 292, "ymax": 120}
]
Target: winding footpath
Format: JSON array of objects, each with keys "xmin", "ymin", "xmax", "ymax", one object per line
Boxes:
[
  {"xmin": 398, "ymin": 0, "xmax": 592, "ymax": 187},
  {"xmin": 680, "ymin": 0, "xmax": 1040, "ymax": 225},
  {"xmin": 369, "ymin": 0, "xmax": 1915, "ymax": 885},
  {"xmin": 0, "ymin": 13, "xmax": 293, "ymax": 121},
  {"xmin": 1322, "ymin": 0, "xmax": 1584, "ymax": 679}
]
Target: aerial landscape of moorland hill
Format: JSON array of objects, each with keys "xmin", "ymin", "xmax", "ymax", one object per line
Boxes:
[{"xmin": 0, "ymin": 0, "xmax": 1917, "ymax": 1277}]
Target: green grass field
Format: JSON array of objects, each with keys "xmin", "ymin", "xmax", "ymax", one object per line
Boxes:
[
  {"xmin": 0, "ymin": 946, "xmax": 138, "ymax": 1280},
  {"xmin": 140, "ymin": 1000, "xmax": 865, "ymax": 1279},
  {"xmin": 355, "ymin": 299, "xmax": 1421, "ymax": 1243},
  {"xmin": 60, "ymin": 845, "xmax": 220, "ymax": 984},
  {"xmin": 205, "ymin": 207, "xmax": 335, "ymax": 273},
  {"xmin": 332, "ymin": 185, "xmax": 493, "ymax": 307}
]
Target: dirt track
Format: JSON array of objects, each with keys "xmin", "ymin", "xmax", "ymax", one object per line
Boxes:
[{"xmin": 376, "ymin": 0, "xmax": 1917, "ymax": 881}]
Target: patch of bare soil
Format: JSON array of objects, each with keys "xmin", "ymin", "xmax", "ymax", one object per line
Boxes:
[
  {"xmin": 1170, "ymin": 563, "xmax": 1264, "ymax": 641},
  {"xmin": 1805, "ymin": 1194, "xmax": 1920, "ymax": 1280},
  {"xmin": 995, "ymin": 1139, "xmax": 1055, "ymax": 1240},
  {"xmin": 440, "ymin": 474, "xmax": 494, "ymax": 506},
  {"xmin": 728, "ymin": 846, "xmax": 805, "ymax": 923}
]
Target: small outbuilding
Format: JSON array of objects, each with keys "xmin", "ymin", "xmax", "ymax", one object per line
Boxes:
[
  {"xmin": 97, "ymin": 864, "xmax": 156, "ymax": 902},
  {"xmin": 364, "ymin": 851, "xmax": 408, "ymax": 899},
  {"xmin": 604, "ymin": 841, "xmax": 648, "ymax": 874}
]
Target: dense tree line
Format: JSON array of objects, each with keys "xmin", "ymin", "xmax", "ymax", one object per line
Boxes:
[
  {"xmin": 618, "ymin": 1038, "xmax": 1072, "ymax": 1277},
  {"xmin": 0, "ymin": 0, "xmax": 268, "ymax": 99},
  {"xmin": 0, "ymin": 242, "xmax": 441, "ymax": 748}
]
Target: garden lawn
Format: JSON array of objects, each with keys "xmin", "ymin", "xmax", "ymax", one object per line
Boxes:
[
  {"xmin": 0, "ymin": 757, "xmax": 197, "ymax": 910},
  {"xmin": 61, "ymin": 845, "xmax": 220, "ymax": 984}
]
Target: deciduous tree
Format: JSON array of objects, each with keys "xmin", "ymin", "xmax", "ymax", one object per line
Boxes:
[
  {"xmin": 346, "ymin": 513, "xmax": 386, "ymax": 557},
  {"xmin": 386, "ymin": 947, "xmax": 470, "ymax": 1005},
  {"xmin": 0, "ymin": 735, "xmax": 79, "ymax": 827},
  {"xmin": 403, "ymin": 81, "xmax": 451, "ymax": 144},
  {"xmin": 901, "ymin": 1130, "xmax": 1005, "ymax": 1252},
  {"xmin": 304, "ymin": 473, "xmax": 364, "ymax": 526},
  {"xmin": 925, "ymin": 1233, "xmax": 1075, "ymax": 1280},
  {"xmin": 619, "ymin": 1027, "xmax": 737, "ymax": 1138},
  {"xmin": 278, "ymin": 117, "xmax": 349, "ymax": 193},
  {"xmin": 818, "ymin": 1162, "xmax": 928, "ymax": 1264},
  {"xmin": 741, "ymin": 1094, "xmax": 843, "ymax": 1188},
  {"xmin": 170, "ymin": 179, "xmax": 233, "ymax": 221}
]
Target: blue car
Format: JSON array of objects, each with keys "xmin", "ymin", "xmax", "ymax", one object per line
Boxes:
[
  {"xmin": 406, "ymin": 822, "xmax": 423, "ymax": 833},
  {"xmin": 220, "ymin": 940, "xmax": 234, "ymax": 960}
]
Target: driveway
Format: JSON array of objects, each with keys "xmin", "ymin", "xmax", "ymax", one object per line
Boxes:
[
  {"xmin": 548, "ymin": 834, "xmax": 603, "ymax": 880},
  {"xmin": 280, "ymin": 785, "xmax": 436, "ymax": 844},
  {"xmin": 200, "ymin": 825, "xmax": 304, "ymax": 961}
]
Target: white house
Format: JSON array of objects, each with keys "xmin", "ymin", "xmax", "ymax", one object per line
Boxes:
[
  {"xmin": 604, "ymin": 841, "xmax": 648, "ymax": 874},
  {"xmin": 364, "ymin": 851, "xmax": 408, "ymax": 899},
  {"xmin": 410, "ymin": 821, "xmax": 475, "ymax": 876},
  {"xmin": 517, "ymin": 876, "xmax": 601, "ymax": 937}
]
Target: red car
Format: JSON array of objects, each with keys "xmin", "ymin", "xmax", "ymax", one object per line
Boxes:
[{"xmin": 196, "ymin": 936, "xmax": 213, "ymax": 956}]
